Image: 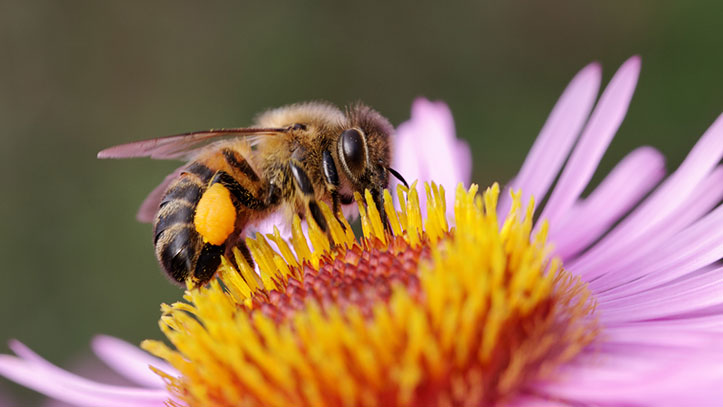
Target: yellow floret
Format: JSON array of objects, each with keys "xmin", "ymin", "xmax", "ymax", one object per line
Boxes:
[{"xmin": 194, "ymin": 183, "xmax": 236, "ymax": 245}]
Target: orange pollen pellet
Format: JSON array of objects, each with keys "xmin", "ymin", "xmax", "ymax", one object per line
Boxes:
[{"xmin": 193, "ymin": 183, "xmax": 236, "ymax": 245}]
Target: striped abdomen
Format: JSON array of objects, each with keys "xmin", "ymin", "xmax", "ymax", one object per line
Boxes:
[
  {"xmin": 153, "ymin": 162, "xmax": 215, "ymax": 284},
  {"xmin": 153, "ymin": 148, "xmax": 268, "ymax": 286}
]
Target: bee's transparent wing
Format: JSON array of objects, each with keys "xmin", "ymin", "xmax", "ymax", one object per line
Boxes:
[
  {"xmin": 97, "ymin": 128, "xmax": 288, "ymax": 160},
  {"xmin": 136, "ymin": 164, "xmax": 188, "ymax": 223},
  {"xmin": 99, "ymin": 128, "xmax": 287, "ymax": 222}
]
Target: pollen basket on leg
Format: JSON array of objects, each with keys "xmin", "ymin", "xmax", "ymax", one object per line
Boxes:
[
  {"xmin": 144, "ymin": 182, "xmax": 600, "ymax": 407},
  {"xmin": 193, "ymin": 183, "xmax": 237, "ymax": 246}
]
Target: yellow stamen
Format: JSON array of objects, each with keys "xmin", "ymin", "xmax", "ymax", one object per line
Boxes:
[{"xmin": 266, "ymin": 226, "xmax": 299, "ymax": 271}]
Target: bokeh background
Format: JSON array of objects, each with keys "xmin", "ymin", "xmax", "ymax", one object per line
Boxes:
[{"xmin": 1, "ymin": 1, "xmax": 721, "ymax": 403}]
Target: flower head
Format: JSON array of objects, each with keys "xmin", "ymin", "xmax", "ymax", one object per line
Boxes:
[
  {"xmin": 2, "ymin": 57, "xmax": 723, "ymax": 407},
  {"xmin": 140, "ymin": 183, "xmax": 597, "ymax": 406}
]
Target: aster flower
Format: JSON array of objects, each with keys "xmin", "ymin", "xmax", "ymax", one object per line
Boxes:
[{"xmin": 2, "ymin": 56, "xmax": 723, "ymax": 406}]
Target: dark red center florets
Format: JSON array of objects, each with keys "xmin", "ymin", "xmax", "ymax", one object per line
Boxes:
[{"xmin": 250, "ymin": 236, "xmax": 430, "ymax": 322}]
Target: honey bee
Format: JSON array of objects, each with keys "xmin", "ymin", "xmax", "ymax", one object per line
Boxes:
[{"xmin": 98, "ymin": 102, "xmax": 408, "ymax": 287}]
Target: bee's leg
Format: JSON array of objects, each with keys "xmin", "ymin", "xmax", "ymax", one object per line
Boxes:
[
  {"xmin": 224, "ymin": 235, "xmax": 254, "ymax": 271},
  {"xmin": 321, "ymin": 150, "xmax": 349, "ymax": 231},
  {"xmin": 289, "ymin": 159, "xmax": 330, "ymax": 234},
  {"xmin": 204, "ymin": 170, "xmax": 270, "ymax": 275},
  {"xmin": 208, "ymin": 171, "xmax": 266, "ymax": 210},
  {"xmin": 371, "ymin": 188, "xmax": 392, "ymax": 234},
  {"xmin": 328, "ymin": 191, "xmax": 346, "ymax": 231},
  {"xmin": 264, "ymin": 182, "xmax": 282, "ymax": 207},
  {"xmin": 221, "ymin": 147, "xmax": 260, "ymax": 184},
  {"xmin": 307, "ymin": 200, "xmax": 329, "ymax": 233},
  {"xmin": 192, "ymin": 243, "xmax": 225, "ymax": 287}
]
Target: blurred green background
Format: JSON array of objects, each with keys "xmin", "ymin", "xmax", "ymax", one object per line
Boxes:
[{"xmin": 0, "ymin": 0, "xmax": 721, "ymax": 403}]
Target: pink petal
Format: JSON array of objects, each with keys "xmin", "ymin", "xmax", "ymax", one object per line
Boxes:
[
  {"xmin": 246, "ymin": 209, "xmax": 291, "ymax": 239},
  {"xmin": 550, "ymin": 146, "xmax": 665, "ymax": 259},
  {"xmin": 391, "ymin": 98, "xmax": 471, "ymax": 220},
  {"xmin": 499, "ymin": 62, "xmax": 602, "ymax": 217},
  {"xmin": 392, "ymin": 119, "xmax": 422, "ymax": 186},
  {"xmin": 536, "ymin": 350, "xmax": 723, "ymax": 407},
  {"xmin": 602, "ymin": 325, "xmax": 723, "ymax": 348},
  {"xmin": 591, "ymin": 188, "xmax": 723, "ymax": 300},
  {"xmin": 0, "ymin": 358, "xmax": 167, "ymax": 407},
  {"xmin": 0, "ymin": 342, "xmax": 168, "ymax": 407},
  {"xmin": 537, "ymin": 56, "xmax": 641, "ymax": 227},
  {"xmin": 598, "ymin": 267, "xmax": 723, "ymax": 323},
  {"xmin": 91, "ymin": 336, "xmax": 173, "ymax": 388},
  {"xmin": 454, "ymin": 140, "xmax": 472, "ymax": 189},
  {"xmin": 670, "ymin": 303, "xmax": 723, "ymax": 320},
  {"xmin": 512, "ymin": 394, "xmax": 574, "ymax": 407},
  {"xmin": 588, "ymin": 166, "xmax": 723, "ymax": 296},
  {"xmin": 570, "ymin": 113, "xmax": 723, "ymax": 280},
  {"xmin": 609, "ymin": 315, "xmax": 723, "ymax": 331}
]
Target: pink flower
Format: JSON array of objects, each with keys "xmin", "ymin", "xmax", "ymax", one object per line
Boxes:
[{"xmin": 2, "ymin": 56, "xmax": 723, "ymax": 406}]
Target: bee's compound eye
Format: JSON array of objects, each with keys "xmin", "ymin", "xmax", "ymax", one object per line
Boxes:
[{"xmin": 339, "ymin": 128, "xmax": 367, "ymax": 176}]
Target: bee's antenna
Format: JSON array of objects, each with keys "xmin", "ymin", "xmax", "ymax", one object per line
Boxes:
[{"xmin": 387, "ymin": 167, "xmax": 409, "ymax": 189}]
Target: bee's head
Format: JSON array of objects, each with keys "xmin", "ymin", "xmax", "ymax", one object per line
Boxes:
[
  {"xmin": 338, "ymin": 104, "xmax": 394, "ymax": 195},
  {"xmin": 335, "ymin": 104, "xmax": 407, "ymax": 230}
]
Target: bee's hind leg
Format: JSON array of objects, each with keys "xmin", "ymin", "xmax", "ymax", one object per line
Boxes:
[
  {"xmin": 190, "ymin": 243, "xmax": 225, "ymax": 287},
  {"xmin": 202, "ymin": 170, "xmax": 273, "ymax": 278},
  {"xmin": 224, "ymin": 235, "xmax": 255, "ymax": 272},
  {"xmin": 208, "ymin": 170, "xmax": 267, "ymax": 210}
]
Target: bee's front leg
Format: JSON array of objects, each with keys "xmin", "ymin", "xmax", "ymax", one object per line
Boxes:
[
  {"xmin": 320, "ymin": 149, "xmax": 350, "ymax": 231},
  {"xmin": 371, "ymin": 187, "xmax": 392, "ymax": 234}
]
